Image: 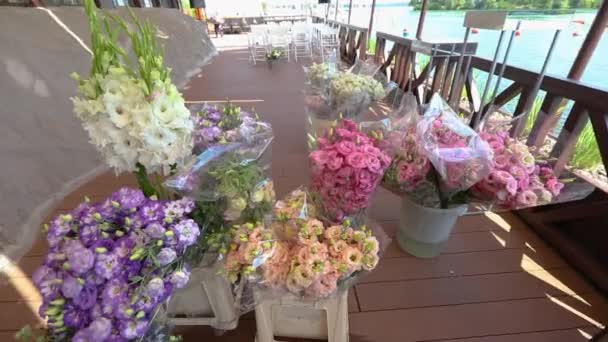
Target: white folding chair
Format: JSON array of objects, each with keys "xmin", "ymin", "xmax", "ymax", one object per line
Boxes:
[
  {"xmin": 248, "ymin": 25, "xmax": 269, "ymax": 65},
  {"xmin": 318, "ymin": 26, "xmax": 339, "ymax": 63},
  {"xmin": 291, "ymin": 23, "xmax": 313, "ymax": 62},
  {"xmin": 268, "ymin": 25, "xmax": 291, "ymax": 62}
]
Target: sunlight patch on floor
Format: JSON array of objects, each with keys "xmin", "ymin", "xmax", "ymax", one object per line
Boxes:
[
  {"xmin": 490, "ymin": 230, "xmax": 507, "ymax": 248},
  {"xmin": 577, "ymin": 328, "xmax": 594, "ymax": 339},
  {"xmin": 547, "ymin": 294, "xmax": 605, "ymax": 329},
  {"xmin": 484, "ymin": 211, "xmax": 512, "ymax": 232}
]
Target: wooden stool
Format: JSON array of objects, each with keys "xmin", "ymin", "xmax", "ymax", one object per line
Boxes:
[{"xmin": 254, "ymin": 289, "xmax": 349, "ymax": 342}]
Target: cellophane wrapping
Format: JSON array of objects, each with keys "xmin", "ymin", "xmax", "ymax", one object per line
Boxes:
[
  {"xmin": 383, "ymin": 93, "xmax": 494, "ymax": 208},
  {"xmin": 305, "ymin": 60, "xmax": 397, "ymax": 143},
  {"xmin": 163, "ymin": 103, "xmax": 275, "ymax": 319},
  {"xmin": 220, "ymin": 187, "xmax": 390, "ymax": 314}
]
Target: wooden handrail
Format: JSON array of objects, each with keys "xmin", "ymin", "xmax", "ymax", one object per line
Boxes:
[{"xmin": 470, "ymin": 56, "xmax": 608, "ymax": 113}]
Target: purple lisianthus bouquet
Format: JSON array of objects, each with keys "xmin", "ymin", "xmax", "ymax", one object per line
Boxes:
[
  {"xmin": 31, "ymin": 187, "xmax": 200, "ymax": 341},
  {"xmin": 191, "ymin": 102, "xmax": 268, "ymax": 153}
]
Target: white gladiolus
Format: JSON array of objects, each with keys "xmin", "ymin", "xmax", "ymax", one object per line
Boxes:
[{"xmin": 72, "ymin": 65, "xmax": 194, "ymax": 174}]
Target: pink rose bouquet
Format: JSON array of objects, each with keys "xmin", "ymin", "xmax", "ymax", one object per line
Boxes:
[
  {"xmin": 383, "ymin": 93, "xmax": 494, "ymax": 208},
  {"xmin": 310, "ymin": 119, "xmax": 392, "ymax": 222},
  {"xmin": 469, "ymin": 131, "xmax": 565, "ymax": 209}
]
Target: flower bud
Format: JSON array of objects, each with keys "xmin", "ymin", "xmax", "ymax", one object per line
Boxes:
[
  {"xmin": 156, "ymin": 240, "xmax": 164, "ymax": 247},
  {"xmin": 164, "ymin": 217, "xmax": 174, "ymax": 224},
  {"xmin": 42, "ymin": 224, "xmax": 49, "ymax": 233},
  {"xmin": 62, "ymin": 262, "xmax": 71, "ymax": 270},
  {"xmin": 125, "ymin": 217, "xmax": 132, "ymax": 226},
  {"xmin": 164, "ymin": 231, "xmax": 175, "ymax": 237},
  {"xmin": 95, "ymin": 247, "xmax": 108, "ymax": 254},
  {"xmin": 125, "ymin": 308, "xmax": 134, "ymax": 317},
  {"xmin": 50, "ymin": 298, "xmax": 65, "ymax": 306},
  {"xmin": 61, "ymin": 214, "xmax": 73, "ymax": 222},
  {"xmin": 115, "ymin": 230, "xmax": 125, "ymax": 237},
  {"xmin": 101, "ymin": 232, "xmax": 110, "ymax": 238},
  {"xmin": 84, "ymin": 196, "xmax": 91, "ymax": 203},
  {"xmin": 136, "ymin": 311, "xmax": 146, "ymax": 319},
  {"xmin": 93, "ymin": 213, "xmax": 102, "ymax": 221},
  {"xmin": 111, "ymin": 201, "xmax": 120, "ymax": 209}
]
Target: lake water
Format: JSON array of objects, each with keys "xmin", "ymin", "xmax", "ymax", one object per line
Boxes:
[{"xmin": 338, "ymin": 7, "xmax": 608, "ymax": 90}]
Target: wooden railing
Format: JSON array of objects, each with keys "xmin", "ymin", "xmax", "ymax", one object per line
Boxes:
[
  {"xmin": 312, "ymin": 16, "xmax": 368, "ymax": 65},
  {"xmin": 373, "ymin": 32, "xmax": 478, "ymax": 105},
  {"xmin": 373, "ymin": 31, "xmax": 608, "ymax": 179},
  {"xmin": 465, "ymin": 56, "xmax": 608, "ymax": 177}
]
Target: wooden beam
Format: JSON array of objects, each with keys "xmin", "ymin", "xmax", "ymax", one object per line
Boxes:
[
  {"xmin": 550, "ymin": 103, "xmax": 589, "ymax": 177},
  {"xmin": 482, "ymin": 83, "xmax": 522, "ymax": 114},
  {"xmin": 416, "ymin": 0, "xmax": 429, "ymax": 40},
  {"xmin": 368, "ymin": 0, "xmax": 377, "ymax": 40},
  {"xmin": 509, "ymin": 86, "xmax": 534, "ymax": 137},
  {"xmin": 347, "ymin": 0, "xmax": 353, "ymax": 24}
]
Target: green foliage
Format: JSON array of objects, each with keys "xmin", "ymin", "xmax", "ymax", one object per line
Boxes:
[
  {"xmin": 570, "ymin": 122, "xmax": 603, "ymax": 170},
  {"xmin": 367, "ymin": 38, "xmax": 376, "ymax": 54}
]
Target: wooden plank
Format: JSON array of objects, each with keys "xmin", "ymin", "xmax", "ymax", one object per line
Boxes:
[
  {"xmin": 397, "ymin": 45, "xmax": 411, "ymax": 89},
  {"xmin": 383, "ymin": 228, "xmax": 550, "ymax": 259},
  {"xmin": 464, "ymin": 68, "xmax": 481, "ymax": 113},
  {"xmin": 441, "ymin": 59, "xmax": 457, "ymax": 98},
  {"xmin": 527, "ymin": 93, "xmax": 565, "ymax": 147},
  {"xmin": 360, "ymin": 248, "xmax": 568, "ymax": 284},
  {"xmin": 349, "ymin": 294, "xmax": 608, "ymax": 342},
  {"xmin": 550, "ymin": 103, "xmax": 589, "ymax": 176},
  {"xmin": 482, "ymin": 82, "xmax": 522, "ymax": 114},
  {"xmin": 430, "ymin": 57, "xmax": 447, "ymax": 100},
  {"xmin": 509, "ymin": 86, "xmax": 534, "ymax": 137},
  {"xmin": 0, "ymin": 301, "xmax": 43, "ymax": 331},
  {"xmin": 440, "ymin": 327, "xmax": 601, "ymax": 342},
  {"xmin": 390, "ymin": 44, "xmax": 404, "ymax": 84},
  {"xmin": 348, "ymin": 290, "xmax": 359, "ymax": 313},
  {"xmin": 356, "ymin": 269, "xmax": 596, "ymax": 311}
]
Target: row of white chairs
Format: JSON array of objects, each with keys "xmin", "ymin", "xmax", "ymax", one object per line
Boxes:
[{"xmin": 247, "ymin": 23, "xmax": 339, "ymax": 65}]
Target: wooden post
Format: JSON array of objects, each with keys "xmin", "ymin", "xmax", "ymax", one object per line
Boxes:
[
  {"xmin": 347, "ymin": 0, "xmax": 353, "ymax": 24},
  {"xmin": 528, "ymin": 0, "xmax": 608, "ymax": 147},
  {"xmin": 416, "ymin": 0, "xmax": 429, "ymax": 40},
  {"xmin": 335, "ymin": 0, "xmax": 339, "ymax": 20},
  {"xmin": 368, "ymin": 0, "xmax": 377, "ymax": 40}
]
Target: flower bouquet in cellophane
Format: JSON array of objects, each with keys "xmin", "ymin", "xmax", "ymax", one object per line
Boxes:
[
  {"xmin": 382, "ymin": 93, "xmax": 494, "ymax": 208},
  {"xmin": 164, "ymin": 102, "xmax": 275, "ymax": 264},
  {"xmin": 218, "ymin": 187, "xmax": 389, "ymax": 313},
  {"xmin": 305, "ymin": 60, "xmax": 396, "ymax": 143}
]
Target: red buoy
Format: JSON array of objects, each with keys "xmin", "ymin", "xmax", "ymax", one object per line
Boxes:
[
  {"xmin": 572, "ymin": 19, "xmax": 586, "ymax": 25},
  {"xmin": 472, "ymin": 28, "xmax": 479, "ymax": 34},
  {"xmin": 573, "ymin": 31, "xmax": 581, "ymax": 37},
  {"xmin": 515, "ymin": 30, "xmax": 521, "ymax": 37}
]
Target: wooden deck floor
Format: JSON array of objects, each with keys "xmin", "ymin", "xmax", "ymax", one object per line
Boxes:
[{"xmin": 1, "ymin": 48, "xmax": 606, "ymax": 341}]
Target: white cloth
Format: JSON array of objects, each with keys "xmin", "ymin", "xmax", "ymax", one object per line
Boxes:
[{"xmin": 0, "ymin": 7, "xmax": 216, "ymax": 269}]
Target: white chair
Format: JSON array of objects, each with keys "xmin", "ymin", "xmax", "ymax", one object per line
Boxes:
[
  {"xmin": 318, "ymin": 26, "xmax": 339, "ymax": 63},
  {"xmin": 292, "ymin": 24, "xmax": 313, "ymax": 62},
  {"xmin": 268, "ymin": 25, "xmax": 291, "ymax": 62},
  {"xmin": 248, "ymin": 25, "xmax": 269, "ymax": 65},
  {"xmin": 254, "ymin": 289, "xmax": 349, "ymax": 342}
]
